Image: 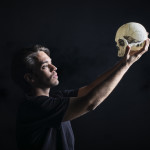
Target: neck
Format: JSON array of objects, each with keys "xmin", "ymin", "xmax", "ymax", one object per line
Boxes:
[{"xmin": 32, "ymin": 87, "xmax": 50, "ymax": 97}]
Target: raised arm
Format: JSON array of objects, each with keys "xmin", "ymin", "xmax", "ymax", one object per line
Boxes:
[{"xmin": 63, "ymin": 39, "xmax": 149, "ymax": 121}]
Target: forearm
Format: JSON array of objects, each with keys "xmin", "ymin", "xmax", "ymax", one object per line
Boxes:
[
  {"xmin": 85, "ymin": 58, "xmax": 130, "ymax": 109},
  {"xmin": 78, "ymin": 58, "xmax": 129, "ymax": 97}
]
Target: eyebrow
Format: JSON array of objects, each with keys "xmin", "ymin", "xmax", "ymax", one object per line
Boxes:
[{"xmin": 41, "ymin": 59, "xmax": 52, "ymax": 65}]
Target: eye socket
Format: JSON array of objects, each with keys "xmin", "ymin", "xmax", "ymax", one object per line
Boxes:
[{"xmin": 118, "ymin": 39, "xmax": 125, "ymax": 46}]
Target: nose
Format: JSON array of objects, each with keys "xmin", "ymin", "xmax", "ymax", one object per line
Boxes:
[{"xmin": 49, "ymin": 64, "xmax": 57, "ymax": 72}]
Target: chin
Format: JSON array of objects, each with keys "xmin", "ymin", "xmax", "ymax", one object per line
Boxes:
[{"xmin": 51, "ymin": 80, "xmax": 59, "ymax": 87}]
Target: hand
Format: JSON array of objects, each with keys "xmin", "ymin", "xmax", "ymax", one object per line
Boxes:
[{"xmin": 123, "ymin": 38, "xmax": 150, "ymax": 67}]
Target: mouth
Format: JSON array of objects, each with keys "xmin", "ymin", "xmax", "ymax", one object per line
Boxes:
[{"xmin": 52, "ymin": 73, "xmax": 58, "ymax": 79}]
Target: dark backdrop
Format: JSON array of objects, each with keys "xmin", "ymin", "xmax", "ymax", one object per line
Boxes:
[{"xmin": 0, "ymin": 0, "xmax": 150, "ymax": 149}]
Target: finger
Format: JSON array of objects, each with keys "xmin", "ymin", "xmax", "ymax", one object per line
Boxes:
[
  {"xmin": 134, "ymin": 39, "xmax": 149, "ymax": 56},
  {"xmin": 147, "ymin": 32, "xmax": 149, "ymax": 36},
  {"xmin": 124, "ymin": 45, "xmax": 131, "ymax": 56},
  {"xmin": 141, "ymin": 39, "xmax": 149, "ymax": 53}
]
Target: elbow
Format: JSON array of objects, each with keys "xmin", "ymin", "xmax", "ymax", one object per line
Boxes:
[
  {"xmin": 84, "ymin": 93, "xmax": 105, "ymax": 111},
  {"xmin": 87, "ymin": 97, "xmax": 104, "ymax": 111},
  {"xmin": 87, "ymin": 103, "xmax": 97, "ymax": 111},
  {"xmin": 87, "ymin": 100, "xmax": 99, "ymax": 111}
]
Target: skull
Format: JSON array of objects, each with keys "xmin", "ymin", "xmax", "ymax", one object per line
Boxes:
[{"xmin": 115, "ymin": 22, "xmax": 148, "ymax": 57}]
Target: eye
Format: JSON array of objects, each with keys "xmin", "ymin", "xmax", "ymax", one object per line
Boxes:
[{"xmin": 42, "ymin": 65, "xmax": 48, "ymax": 69}]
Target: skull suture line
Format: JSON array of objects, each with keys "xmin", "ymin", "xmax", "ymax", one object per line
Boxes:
[{"xmin": 115, "ymin": 22, "xmax": 148, "ymax": 57}]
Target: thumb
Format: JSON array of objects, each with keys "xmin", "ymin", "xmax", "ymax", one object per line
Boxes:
[{"xmin": 124, "ymin": 45, "xmax": 131, "ymax": 56}]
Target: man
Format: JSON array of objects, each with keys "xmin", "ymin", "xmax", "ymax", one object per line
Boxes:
[{"xmin": 11, "ymin": 39, "xmax": 149, "ymax": 150}]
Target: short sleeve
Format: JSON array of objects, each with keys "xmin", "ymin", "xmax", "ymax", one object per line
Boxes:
[{"xmin": 18, "ymin": 96, "xmax": 69, "ymax": 128}]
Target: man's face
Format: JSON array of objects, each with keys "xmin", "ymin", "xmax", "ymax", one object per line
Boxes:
[{"xmin": 32, "ymin": 51, "xmax": 59, "ymax": 88}]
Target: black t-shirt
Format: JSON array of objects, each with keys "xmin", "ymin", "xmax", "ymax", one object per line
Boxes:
[{"xmin": 16, "ymin": 89, "xmax": 78, "ymax": 150}]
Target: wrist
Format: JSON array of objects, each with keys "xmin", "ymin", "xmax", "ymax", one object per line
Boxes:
[{"xmin": 120, "ymin": 57, "xmax": 131, "ymax": 70}]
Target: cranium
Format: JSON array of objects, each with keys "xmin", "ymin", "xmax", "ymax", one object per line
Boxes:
[{"xmin": 115, "ymin": 22, "xmax": 148, "ymax": 57}]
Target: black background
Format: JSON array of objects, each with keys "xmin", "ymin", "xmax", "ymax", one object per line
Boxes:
[{"xmin": 0, "ymin": 0, "xmax": 150, "ymax": 149}]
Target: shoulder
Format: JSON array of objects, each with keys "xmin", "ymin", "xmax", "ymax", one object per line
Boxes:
[
  {"xmin": 18, "ymin": 94, "xmax": 69, "ymax": 112},
  {"xmin": 17, "ymin": 94, "xmax": 70, "ymax": 126}
]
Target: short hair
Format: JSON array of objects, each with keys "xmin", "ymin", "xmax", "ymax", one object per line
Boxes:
[{"xmin": 11, "ymin": 44, "xmax": 50, "ymax": 94}]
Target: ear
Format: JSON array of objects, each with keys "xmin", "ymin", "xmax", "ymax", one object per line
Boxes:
[{"xmin": 24, "ymin": 73, "xmax": 35, "ymax": 84}]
